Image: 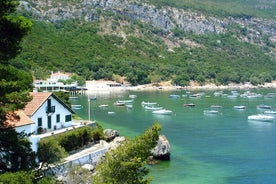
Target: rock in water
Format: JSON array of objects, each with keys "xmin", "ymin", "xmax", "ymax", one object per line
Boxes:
[
  {"xmin": 151, "ymin": 135, "xmax": 171, "ymax": 160},
  {"xmin": 103, "ymin": 129, "xmax": 119, "ymax": 141}
]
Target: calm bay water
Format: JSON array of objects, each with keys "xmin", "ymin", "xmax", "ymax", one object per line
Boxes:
[{"xmin": 71, "ymin": 89, "xmax": 276, "ymax": 184}]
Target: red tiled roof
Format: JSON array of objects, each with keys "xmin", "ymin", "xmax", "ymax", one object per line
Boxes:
[
  {"xmin": 24, "ymin": 92, "xmax": 52, "ymax": 116},
  {"xmin": 4, "ymin": 110, "xmax": 34, "ymax": 128}
]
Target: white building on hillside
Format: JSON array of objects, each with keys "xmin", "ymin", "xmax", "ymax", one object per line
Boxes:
[
  {"xmin": 49, "ymin": 71, "xmax": 71, "ymax": 82},
  {"xmin": 5, "ymin": 92, "xmax": 74, "ymax": 151}
]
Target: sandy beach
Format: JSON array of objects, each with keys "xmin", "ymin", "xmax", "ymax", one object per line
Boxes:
[
  {"xmin": 86, "ymin": 80, "xmax": 276, "ymax": 93},
  {"xmin": 127, "ymin": 81, "xmax": 276, "ymax": 91}
]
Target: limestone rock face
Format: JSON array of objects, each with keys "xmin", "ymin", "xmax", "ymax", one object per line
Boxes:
[
  {"xmin": 19, "ymin": 0, "xmax": 276, "ymax": 45},
  {"xmin": 151, "ymin": 135, "xmax": 170, "ymax": 160},
  {"xmin": 103, "ymin": 129, "xmax": 119, "ymax": 141}
]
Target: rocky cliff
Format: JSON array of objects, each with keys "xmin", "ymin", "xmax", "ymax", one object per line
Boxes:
[{"xmin": 19, "ymin": 0, "xmax": 275, "ymax": 54}]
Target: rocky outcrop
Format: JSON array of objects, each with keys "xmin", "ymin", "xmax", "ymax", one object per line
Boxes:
[
  {"xmin": 103, "ymin": 129, "xmax": 119, "ymax": 141},
  {"xmin": 19, "ymin": 0, "xmax": 227, "ymax": 34},
  {"xmin": 151, "ymin": 135, "xmax": 170, "ymax": 160}
]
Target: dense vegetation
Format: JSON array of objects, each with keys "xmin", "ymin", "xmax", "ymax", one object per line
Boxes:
[
  {"xmin": 141, "ymin": 0, "xmax": 276, "ymax": 19},
  {"xmin": 12, "ymin": 17, "xmax": 276, "ymax": 86}
]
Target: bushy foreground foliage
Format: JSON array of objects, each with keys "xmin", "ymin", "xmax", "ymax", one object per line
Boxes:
[
  {"xmin": 37, "ymin": 124, "xmax": 104, "ymax": 166},
  {"xmin": 92, "ymin": 122, "xmax": 161, "ymax": 184}
]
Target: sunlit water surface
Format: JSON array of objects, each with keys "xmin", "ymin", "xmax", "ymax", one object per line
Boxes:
[{"xmin": 71, "ymin": 89, "xmax": 276, "ymax": 184}]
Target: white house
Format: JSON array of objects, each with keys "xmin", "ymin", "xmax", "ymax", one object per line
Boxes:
[
  {"xmin": 27, "ymin": 92, "xmax": 74, "ymax": 132},
  {"xmin": 5, "ymin": 92, "xmax": 74, "ymax": 151},
  {"xmin": 49, "ymin": 71, "xmax": 70, "ymax": 82}
]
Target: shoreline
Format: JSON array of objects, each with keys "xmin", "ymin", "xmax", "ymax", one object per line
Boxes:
[
  {"xmin": 126, "ymin": 81, "xmax": 276, "ymax": 91},
  {"xmin": 85, "ymin": 80, "xmax": 276, "ymax": 93}
]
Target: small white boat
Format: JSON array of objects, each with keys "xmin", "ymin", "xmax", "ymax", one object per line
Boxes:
[
  {"xmin": 152, "ymin": 109, "xmax": 173, "ymax": 115},
  {"xmin": 248, "ymin": 114, "xmax": 275, "ymax": 122},
  {"xmin": 210, "ymin": 105, "xmax": 222, "ymax": 108},
  {"xmin": 129, "ymin": 94, "xmax": 137, "ymax": 98},
  {"xmin": 183, "ymin": 103, "xmax": 195, "ymax": 107},
  {"xmin": 204, "ymin": 110, "xmax": 219, "ymax": 114},
  {"xmin": 69, "ymin": 96, "xmax": 78, "ymax": 99},
  {"xmin": 263, "ymin": 110, "xmax": 276, "ymax": 115},
  {"xmin": 234, "ymin": 105, "xmax": 246, "ymax": 110},
  {"xmin": 169, "ymin": 94, "xmax": 180, "ymax": 98},
  {"xmin": 99, "ymin": 104, "xmax": 109, "ymax": 108},
  {"xmin": 257, "ymin": 104, "xmax": 271, "ymax": 110},
  {"xmin": 108, "ymin": 111, "xmax": 115, "ymax": 115},
  {"xmin": 71, "ymin": 105, "xmax": 82, "ymax": 109},
  {"xmin": 90, "ymin": 96, "xmax": 97, "ymax": 100},
  {"xmin": 117, "ymin": 99, "xmax": 134, "ymax": 103},
  {"xmin": 114, "ymin": 101, "xmax": 125, "ymax": 106},
  {"xmin": 141, "ymin": 101, "xmax": 157, "ymax": 106},
  {"xmin": 126, "ymin": 104, "xmax": 133, "ymax": 109},
  {"xmin": 144, "ymin": 106, "xmax": 163, "ymax": 111}
]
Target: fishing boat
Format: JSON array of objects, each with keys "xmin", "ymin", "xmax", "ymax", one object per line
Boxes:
[
  {"xmin": 152, "ymin": 109, "xmax": 173, "ymax": 115},
  {"xmin": 248, "ymin": 114, "xmax": 275, "ymax": 122}
]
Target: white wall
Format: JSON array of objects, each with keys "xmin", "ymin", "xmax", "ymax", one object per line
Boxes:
[
  {"xmin": 15, "ymin": 124, "xmax": 34, "ymax": 135},
  {"xmin": 30, "ymin": 95, "xmax": 72, "ymax": 133}
]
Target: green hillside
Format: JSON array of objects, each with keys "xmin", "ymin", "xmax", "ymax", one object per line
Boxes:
[{"xmin": 12, "ymin": 0, "xmax": 276, "ymax": 86}]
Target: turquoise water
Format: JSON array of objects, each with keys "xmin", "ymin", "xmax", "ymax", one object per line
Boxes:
[{"xmin": 71, "ymin": 89, "xmax": 276, "ymax": 184}]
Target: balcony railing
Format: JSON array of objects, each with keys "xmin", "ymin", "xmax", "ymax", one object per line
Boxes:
[{"xmin": 46, "ymin": 106, "xmax": 55, "ymax": 114}]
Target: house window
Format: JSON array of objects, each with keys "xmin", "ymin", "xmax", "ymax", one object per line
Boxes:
[
  {"xmin": 65, "ymin": 115, "xmax": 72, "ymax": 122},
  {"xmin": 56, "ymin": 114, "xmax": 60, "ymax": 123},
  {"xmin": 38, "ymin": 117, "xmax": 42, "ymax": 127}
]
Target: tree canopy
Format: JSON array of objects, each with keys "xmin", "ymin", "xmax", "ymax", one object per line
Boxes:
[
  {"xmin": 0, "ymin": 0, "xmax": 35, "ymax": 175},
  {"xmin": 92, "ymin": 123, "xmax": 161, "ymax": 184}
]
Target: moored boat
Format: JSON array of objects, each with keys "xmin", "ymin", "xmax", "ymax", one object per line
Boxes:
[
  {"xmin": 248, "ymin": 114, "xmax": 275, "ymax": 122},
  {"xmin": 114, "ymin": 101, "xmax": 125, "ymax": 106},
  {"xmin": 152, "ymin": 109, "xmax": 173, "ymax": 115},
  {"xmin": 263, "ymin": 110, "xmax": 276, "ymax": 115},
  {"xmin": 71, "ymin": 104, "xmax": 82, "ymax": 109},
  {"xmin": 126, "ymin": 104, "xmax": 133, "ymax": 109},
  {"xmin": 117, "ymin": 99, "xmax": 134, "ymax": 103},
  {"xmin": 169, "ymin": 94, "xmax": 180, "ymax": 98},
  {"xmin": 99, "ymin": 104, "xmax": 109, "ymax": 108},
  {"xmin": 210, "ymin": 105, "xmax": 222, "ymax": 108},
  {"xmin": 141, "ymin": 101, "xmax": 157, "ymax": 106},
  {"xmin": 144, "ymin": 106, "xmax": 163, "ymax": 111},
  {"xmin": 234, "ymin": 105, "xmax": 246, "ymax": 110},
  {"xmin": 204, "ymin": 110, "xmax": 219, "ymax": 114},
  {"xmin": 129, "ymin": 94, "xmax": 137, "ymax": 98},
  {"xmin": 257, "ymin": 104, "xmax": 271, "ymax": 110},
  {"xmin": 183, "ymin": 103, "xmax": 195, "ymax": 107}
]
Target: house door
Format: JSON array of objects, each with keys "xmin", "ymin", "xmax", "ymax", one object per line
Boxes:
[{"xmin": 47, "ymin": 116, "xmax": 52, "ymax": 129}]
